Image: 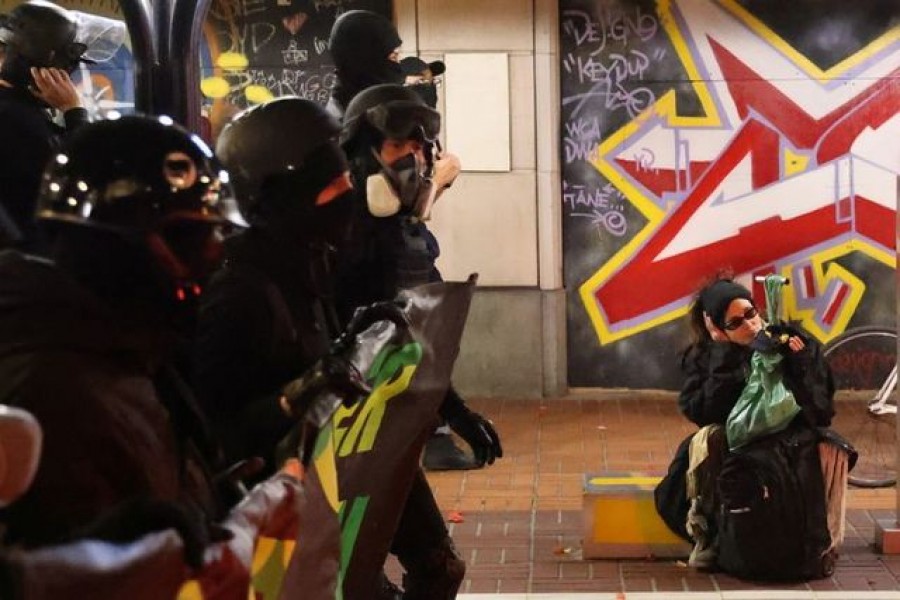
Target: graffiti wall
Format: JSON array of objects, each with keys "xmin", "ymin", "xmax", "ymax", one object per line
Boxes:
[
  {"xmin": 0, "ymin": 1, "xmax": 394, "ymax": 134},
  {"xmin": 200, "ymin": 0, "xmax": 391, "ymax": 138},
  {"xmin": 561, "ymin": 0, "xmax": 900, "ymax": 388}
]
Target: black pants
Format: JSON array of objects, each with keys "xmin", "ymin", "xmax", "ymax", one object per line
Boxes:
[{"xmin": 390, "ymin": 468, "xmax": 450, "ymax": 564}]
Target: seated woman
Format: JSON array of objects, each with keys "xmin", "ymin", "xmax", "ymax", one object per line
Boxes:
[{"xmin": 655, "ymin": 275, "xmax": 837, "ymax": 576}]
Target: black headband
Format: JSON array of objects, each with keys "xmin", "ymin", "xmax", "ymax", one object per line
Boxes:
[{"xmin": 699, "ymin": 280, "xmax": 753, "ymax": 329}]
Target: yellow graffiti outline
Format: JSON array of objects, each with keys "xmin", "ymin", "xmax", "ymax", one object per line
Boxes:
[
  {"xmin": 656, "ymin": 0, "xmax": 722, "ymax": 128},
  {"xmin": 578, "ymin": 0, "xmax": 728, "ymax": 344},
  {"xmin": 578, "ymin": 0, "xmax": 898, "ymax": 345},
  {"xmin": 580, "ymin": 99, "xmax": 675, "ymax": 344},
  {"xmin": 784, "ymin": 240, "xmax": 894, "ymax": 343},
  {"xmin": 719, "ymin": 0, "xmax": 900, "ymax": 83}
]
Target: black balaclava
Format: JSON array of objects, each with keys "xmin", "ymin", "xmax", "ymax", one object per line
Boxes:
[
  {"xmin": 259, "ymin": 138, "xmax": 352, "ymax": 250},
  {"xmin": 699, "ymin": 279, "xmax": 754, "ymax": 330},
  {"xmin": 328, "ymin": 10, "xmax": 404, "ymax": 109}
]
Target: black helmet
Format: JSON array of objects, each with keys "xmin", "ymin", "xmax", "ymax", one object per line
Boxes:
[
  {"xmin": 37, "ymin": 115, "xmax": 244, "ymax": 300},
  {"xmin": 0, "ymin": 1, "xmax": 88, "ymax": 86},
  {"xmin": 38, "ymin": 114, "xmax": 243, "ymax": 234},
  {"xmin": 341, "ymin": 83, "xmax": 440, "ymax": 148},
  {"xmin": 216, "ymin": 96, "xmax": 348, "ymax": 223}
]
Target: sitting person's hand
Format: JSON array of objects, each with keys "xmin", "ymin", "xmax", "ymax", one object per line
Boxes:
[
  {"xmin": 749, "ymin": 323, "xmax": 807, "ymax": 354},
  {"xmin": 766, "ymin": 322, "xmax": 807, "ymax": 354}
]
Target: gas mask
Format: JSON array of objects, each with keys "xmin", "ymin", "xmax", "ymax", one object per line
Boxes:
[{"xmin": 366, "ymin": 149, "xmax": 437, "ymax": 220}]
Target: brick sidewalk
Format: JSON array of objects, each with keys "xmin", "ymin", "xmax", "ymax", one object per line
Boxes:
[{"xmin": 390, "ymin": 394, "xmax": 900, "ymax": 595}]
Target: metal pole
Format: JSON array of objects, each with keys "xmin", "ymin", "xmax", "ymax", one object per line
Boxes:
[
  {"xmin": 117, "ymin": 0, "xmax": 155, "ymax": 114},
  {"xmin": 895, "ymin": 174, "xmax": 899, "ymax": 522},
  {"xmin": 169, "ymin": 0, "xmax": 213, "ymax": 132},
  {"xmin": 151, "ymin": 0, "xmax": 173, "ymax": 117}
]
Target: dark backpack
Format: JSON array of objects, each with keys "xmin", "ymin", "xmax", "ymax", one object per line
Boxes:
[{"xmin": 716, "ymin": 425, "xmax": 834, "ymax": 581}]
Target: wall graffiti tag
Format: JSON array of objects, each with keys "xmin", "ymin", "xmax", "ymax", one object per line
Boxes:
[
  {"xmin": 201, "ymin": 0, "xmax": 391, "ymax": 137},
  {"xmin": 561, "ymin": 0, "xmax": 900, "ymax": 388}
]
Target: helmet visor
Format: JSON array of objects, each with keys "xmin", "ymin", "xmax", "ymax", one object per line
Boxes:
[
  {"xmin": 365, "ymin": 100, "xmax": 440, "ymax": 143},
  {"xmin": 71, "ymin": 11, "xmax": 126, "ymax": 63}
]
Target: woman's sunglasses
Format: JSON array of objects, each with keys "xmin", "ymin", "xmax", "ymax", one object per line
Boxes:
[{"xmin": 723, "ymin": 306, "xmax": 759, "ymax": 331}]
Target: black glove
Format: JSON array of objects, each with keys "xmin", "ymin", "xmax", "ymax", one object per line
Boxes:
[
  {"xmin": 71, "ymin": 498, "xmax": 229, "ymax": 570},
  {"xmin": 331, "ymin": 299, "xmax": 410, "ymax": 355},
  {"xmin": 750, "ymin": 322, "xmax": 806, "ymax": 354},
  {"xmin": 281, "ymin": 354, "xmax": 371, "ymax": 425},
  {"xmin": 440, "ymin": 392, "xmax": 503, "ymax": 467}
]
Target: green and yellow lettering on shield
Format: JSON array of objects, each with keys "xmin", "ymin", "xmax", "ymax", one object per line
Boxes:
[{"xmin": 334, "ymin": 342, "xmax": 423, "ymax": 457}]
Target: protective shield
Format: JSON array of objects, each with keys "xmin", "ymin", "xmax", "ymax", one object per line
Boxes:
[
  {"xmin": 283, "ymin": 276, "xmax": 477, "ymax": 599},
  {"xmin": 71, "ymin": 11, "xmax": 127, "ymax": 64}
]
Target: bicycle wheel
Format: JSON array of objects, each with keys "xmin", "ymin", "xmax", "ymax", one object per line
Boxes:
[{"xmin": 824, "ymin": 326, "xmax": 897, "ymax": 488}]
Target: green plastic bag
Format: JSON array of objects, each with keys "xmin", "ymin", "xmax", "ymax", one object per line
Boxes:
[
  {"xmin": 725, "ymin": 275, "xmax": 801, "ymax": 450},
  {"xmin": 725, "ymin": 351, "xmax": 801, "ymax": 450}
]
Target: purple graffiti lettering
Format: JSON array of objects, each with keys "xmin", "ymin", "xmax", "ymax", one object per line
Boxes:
[
  {"xmin": 605, "ymin": 5, "xmax": 658, "ymax": 45},
  {"xmin": 562, "ymin": 10, "xmax": 604, "ymax": 49},
  {"xmin": 563, "ymin": 117, "xmax": 602, "ymax": 164},
  {"xmin": 563, "ymin": 182, "xmax": 625, "ymax": 211},
  {"xmin": 634, "ymin": 148, "xmax": 656, "ymax": 172},
  {"xmin": 608, "ymin": 50, "xmax": 650, "ymax": 82},
  {"xmin": 570, "ymin": 209, "xmax": 628, "ymax": 237}
]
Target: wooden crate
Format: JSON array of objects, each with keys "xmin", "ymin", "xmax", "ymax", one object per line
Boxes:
[{"xmin": 582, "ymin": 473, "xmax": 691, "ymax": 559}]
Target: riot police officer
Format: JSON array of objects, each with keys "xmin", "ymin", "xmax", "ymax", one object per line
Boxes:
[
  {"xmin": 193, "ymin": 97, "xmax": 360, "ymax": 475},
  {"xmin": 338, "ymin": 83, "xmax": 503, "ymax": 598},
  {"xmin": 0, "ymin": 0, "xmax": 90, "ymax": 251},
  {"xmin": 328, "ymin": 11, "xmax": 479, "ymax": 472},
  {"xmin": 0, "ymin": 115, "xmax": 243, "ymax": 549},
  {"xmin": 197, "ymin": 96, "xmax": 409, "ymax": 598}
]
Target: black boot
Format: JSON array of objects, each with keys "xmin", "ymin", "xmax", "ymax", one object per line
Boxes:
[
  {"xmin": 400, "ymin": 537, "xmax": 466, "ymax": 600},
  {"xmin": 422, "ymin": 433, "xmax": 479, "ymax": 471}
]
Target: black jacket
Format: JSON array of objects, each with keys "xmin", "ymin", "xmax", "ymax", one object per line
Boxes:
[
  {"xmin": 656, "ymin": 334, "xmax": 834, "ymax": 540},
  {"xmin": 678, "ymin": 342, "xmax": 753, "ymax": 427},
  {"xmin": 193, "ymin": 228, "xmax": 338, "ymax": 473},
  {"xmin": 0, "ymin": 86, "xmax": 88, "ymax": 251},
  {"xmin": 0, "ymin": 251, "xmax": 218, "ymax": 547},
  {"xmin": 334, "ymin": 151, "xmax": 440, "ymax": 323}
]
